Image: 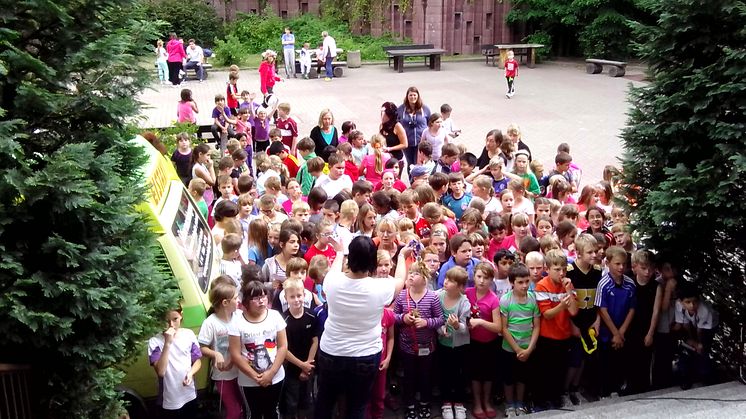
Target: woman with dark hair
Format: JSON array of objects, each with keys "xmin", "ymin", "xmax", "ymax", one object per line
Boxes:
[
  {"xmin": 476, "ymin": 129, "xmax": 503, "ymax": 170},
  {"xmin": 314, "ymin": 236, "xmax": 404, "ymax": 419},
  {"xmin": 396, "ymin": 87, "xmax": 431, "ymax": 170},
  {"xmin": 379, "ymin": 101, "xmax": 408, "ymax": 164},
  {"xmin": 166, "ymin": 32, "xmax": 186, "ymax": 86}
]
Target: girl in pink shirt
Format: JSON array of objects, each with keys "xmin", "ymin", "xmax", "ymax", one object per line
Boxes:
[
  {"xmin": 359, "ymin": 134, "xmax": 391, "ymax": 185},
  {"xmin": 176, "ymin": 88, "xmax": 198, "ymax": 124}
]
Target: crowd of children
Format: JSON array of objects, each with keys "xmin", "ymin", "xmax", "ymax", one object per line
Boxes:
[{"xmin": 152, "ymin": 81, "xmax": 720, "ymax": 419}]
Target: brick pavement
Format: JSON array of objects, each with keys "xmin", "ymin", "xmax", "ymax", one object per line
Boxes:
[{"xmin": 137, "ymin": 60, "xmax": 645, "ymax": 184}]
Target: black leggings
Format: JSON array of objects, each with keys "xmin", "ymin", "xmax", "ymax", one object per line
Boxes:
[
  {"xmin": 167, "ymin": 61, "xmax": 182, "ymax": 85},
  {"xmin": 506, "ymin": 76, "xmax": 515, "ymax": 93},
  {"xmin": 243, "ymin": 381, "xmax": 283, "ymax": 419}
]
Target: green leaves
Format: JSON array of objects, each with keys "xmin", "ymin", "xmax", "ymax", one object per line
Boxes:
[{"xmin": 621, "ymin": 0, "xmax": 746, "ymax": 376}]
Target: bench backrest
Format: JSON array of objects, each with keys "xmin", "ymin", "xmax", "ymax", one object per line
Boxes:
[
  {"xmin": 383, "ymin": 44, "xmax": 434, "ymax": 52},
  {"xmin": 480, "ymin": 44, "xmax": 496, "ymax": 51}
]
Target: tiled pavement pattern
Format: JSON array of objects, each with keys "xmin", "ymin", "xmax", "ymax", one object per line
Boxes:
[{"xmin": 137, "ymin": 60, "xmax": 646, "ymax": 185}]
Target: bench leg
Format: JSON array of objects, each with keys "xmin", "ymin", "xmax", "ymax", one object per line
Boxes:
[
  {"xmin": 528, "ymin": 49, "xmax": 536, "ymax": 68},
  {"xmin": 432, "ymin": 55, "xmax": 441, "ymax": 71},
  {"xmin": 608, "ymin": 66, "xmax": 626, "ymax": 77},
  {"xmin": 394, "ymin": 56, "xmax": 404, "ymax": 73},
  {"xmin": 586, "ymin": 63, "xmax": 603, "ymax": 74}
]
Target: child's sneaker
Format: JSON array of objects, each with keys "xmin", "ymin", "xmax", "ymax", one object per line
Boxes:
[
  {"xmin": 441, "ymin": 403, "xmax": 454, "ymax": 419},
  {"xmin": 560, "ymin": 393, "xmax": 573, "ymax": 408},
  {"xmin": 516, "ymin": 406, "xmax": 529, "ymax": 416},
  {"xmin": 505, "ymin": 406, "xmax": 516, "ymax": 417},
  {"xmin": 453, "ymin": 404, "xmax": 467, "ymax": 419},
  {"xmin": 405, "ymin": 406, "xmax": 418, "ymax": 419},
  {"xmin": 418, "ymin": 403, "xmax": 431, "ymax": 419},
  {"xmin": 569, "ymin": 391, "xmax": 581, "ymax": 406}
]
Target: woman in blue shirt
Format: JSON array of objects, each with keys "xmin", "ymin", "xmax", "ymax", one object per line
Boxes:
[{"xmin": 397, "ymin": 86, "xmax": 431, "ymax": 173}]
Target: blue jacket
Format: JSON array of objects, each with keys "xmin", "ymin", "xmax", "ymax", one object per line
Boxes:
[
  {"xmin": 437, "ymin": 256, "xmax": 481, "ymax": 289},
  {"xmin": 397, "ymin": 104, "xmax": 431, "ymax": 148}
]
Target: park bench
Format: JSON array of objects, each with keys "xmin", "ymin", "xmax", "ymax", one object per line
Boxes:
[
  {"xmin": 293, "ymin": 48, "xmax": 346, "ymax": 78},
  {"xmin": 481, "ymin": 44, "xmax": 500, "ymax": 66},
  {"xmin": 383, "ymin": 44, "xmax": 435, "ymax": 67},
  {"xmin": 495, "ymin": 44, "xmax": 545, "ymax": 69},
  {"xmin": 155, "ymin": 49, "xmax": 214, "ymax": 81},
  {"xmin": 585, "ymin": 58, "xmax": 627, "ymax": 77},
  {"xmin": 383, "ymin": 45, "xmax": 446, "ymax": 73}
]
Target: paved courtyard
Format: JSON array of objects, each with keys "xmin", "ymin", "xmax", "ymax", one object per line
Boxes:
[{"xmin": 137, "ymin": 60, "xmax": 646, "ymax": 183}]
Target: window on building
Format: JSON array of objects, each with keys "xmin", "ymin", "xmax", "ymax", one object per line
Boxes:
[
  {"xmin": 486, "ymin": 13, "xmax": 493, "ymax": 29},
  {"xmin": 454, "ymin": 12, "xmax": 462, "ymax": 30}
]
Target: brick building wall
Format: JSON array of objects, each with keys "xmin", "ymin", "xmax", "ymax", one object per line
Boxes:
[{"xmin": 207, "ymin": 0, "xmax": 516, "ymax": 54}]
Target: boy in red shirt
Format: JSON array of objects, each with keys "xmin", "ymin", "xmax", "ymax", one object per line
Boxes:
[
  {"xmin": 505, "ymin": 50, "xmax": 518, "ymax": 98},
  {"xmin": 303, "ymin": 220, "xmax": 337, "ymax": 266},
  {"xmin": 534, "ymin": 249, "xmax": 577, "ymax": 409},
  {"xmin": 275, "ymin": 102, "xmax": 299, "ymax": 152},
  {"xmin": 268, "ymin": 141, "xmax": 300, "ymax": 178}
]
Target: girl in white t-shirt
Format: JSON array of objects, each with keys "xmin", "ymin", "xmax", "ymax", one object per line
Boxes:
[
  {"xmin": 198, "ymin": 276, "xmax": 243, "ymax": 419},
  {"xmin": 229, "ymin": 280, "xmax": 288, "ymax": 419},
  {"xmin": 420, "ymin": 113, "xmax": 448, "ymax": 161},
  {"xmin": 508, "ymin": 179, "xmax": 536, "ymax": 225},
  {"xmin": 148, "ymin": 307, "xmax": 202, "ymax": 416}
]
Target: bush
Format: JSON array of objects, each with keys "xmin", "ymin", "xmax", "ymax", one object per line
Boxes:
[
  {"xmin": 522, "ymin": 31, "xmax": 552, "ymax": 62},
  {"xmin": 143, "ymin": 0, "xmax": 224, "ymax": 47},
  {"xmin": 213, "ymin": 34, "xmax": 252, "ymax": 66}
]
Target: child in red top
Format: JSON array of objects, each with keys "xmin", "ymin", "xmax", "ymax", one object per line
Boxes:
[
  {"xmin": 226, "ymin": 71, "xmax": 240, "ymax": 115},
  {"xmin": 303, "ymin": 220, "xmax": 337, "ymax": 266},
  {"xmin": 275, "ymin": 103, "xmax": 298, "ymax": 152},
  {"xmin": 534, "ymin": 249, "xmax": 577, "ymax": 409},
  {"xmin": 367, "ymin": 308, "xmax": 395, "ymax": 419},
  {"xmin": 505, "ymin": 50, "xmax": 518, "ymax": 98}
]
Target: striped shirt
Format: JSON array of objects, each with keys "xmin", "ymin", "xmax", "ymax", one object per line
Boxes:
[
  {"xmin": 595, "ymin": 272, "xmax": 636, "ymax": 342},
  {"xmin": 500, "ymin": 290, "xmax": 540, "ymax": 352},
  {"xmin": 394, "ymin": 289, "xmax": 445, "ymax": 354}
]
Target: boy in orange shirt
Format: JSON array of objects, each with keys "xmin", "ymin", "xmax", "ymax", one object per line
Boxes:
[{"xmin": 534, "ymin": 249, "xmax": 577, "ymax": 410}]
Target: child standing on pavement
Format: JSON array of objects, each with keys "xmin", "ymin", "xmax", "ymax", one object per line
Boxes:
[
  {"xmin": 299, "ymin": 43, "xmax": 313, "ymax": 79},
  {"xmin": 504, "ymin": 50, "xmax": 518, "ymax": 98}
]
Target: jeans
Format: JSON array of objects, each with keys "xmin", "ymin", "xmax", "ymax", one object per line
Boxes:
[
  {"xmin": 325, "ymin": 55, "xmax": 333, "ymax": 78},
  {"xmin": 156, "ymin": 61, "xmax": 168, "ymax": 82},
  {"xmin": 185, "ymin": 60, "xmax": 204, "ymax": 81},
  {"xmin": 283, "ymin": 48, "xmax": 295, "ymax": 77},
  {"xmin": 315, "ymin": 350, "xmax": 381, "ymax": 419},
  {"xmin": 243, "ymin": 381, "xmax": 283, "ymax": 419}
]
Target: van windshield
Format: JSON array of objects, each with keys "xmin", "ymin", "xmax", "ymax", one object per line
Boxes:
[{"xmin": 172, "ymin": 189, "xmax": 213, "ymax": 292}]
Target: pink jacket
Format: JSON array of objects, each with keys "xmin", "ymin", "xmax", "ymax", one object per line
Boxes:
[
  {"xmin": 258, "ymin": 61, "xmax": 280, "ymax": 94},
  {"xmin": 166, "ymin": 39, "xmax": 186, "ymax": 62}
]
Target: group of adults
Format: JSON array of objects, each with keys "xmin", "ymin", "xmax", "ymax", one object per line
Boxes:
[
  {"xmin": 307, "ymin": 86, "xmax": 430, "ymax": 170},
  {"xmin": 159, "ymin": 33, "xmax": 207, "ymax": 86},
  {"xmin": 280, "ymin": 27, "xmax": 338, "ymax": 81}
]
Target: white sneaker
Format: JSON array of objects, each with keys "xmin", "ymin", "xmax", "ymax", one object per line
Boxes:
[
  {"xmin": 505, "ymin": 406, "xmax": 516, "ymax": 417},
  {"xmin": 453, "ymin": 404, "xmax": 467, "ymax": 419},
  {"xmin": 441, "ymin": 403, "xmax": 454, "ymax": 419},
  {"xmin": 560, "ymin": 393, "xmax": 573, "ymax": 408}
]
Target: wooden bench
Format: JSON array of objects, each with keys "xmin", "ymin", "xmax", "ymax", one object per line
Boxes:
[
  {"xmin": 481, "ymin": 44, "xmax": 500, "ymax": 66},
  {"xmin": 585, "ymin": 58, "xmax": 627, "ymax": 77},
  {"xmin": 495, "ymin": 44, "xmax": 545, "ymax": 69},
  {"xmin": 383, "ymin": 44, "xmax": 434, "ymax": 67},
  {"xmin": 294, "ymin": 59, "xmax": 347, "ymax": 78},
  {"xmin": 387, "ymin": 48, "xmax": 446, "ymax": 73}
]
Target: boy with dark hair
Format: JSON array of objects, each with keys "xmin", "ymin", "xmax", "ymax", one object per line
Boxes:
[
  {"xmin": 211, "ymin": 94, "xmax": 237, "ymax": 152},
  {"xmin": 219, "ymin": 233, "xmax": 243, "ymax": 288},
  {"xmin": 440, "ymin": 103, "xmax": 461, "ymax": 139},
  {"xmin": 428, "ymin": 172, "xmax": 450, "ymax": 202},
  {"xmin": 296, "ymin": 137, "xmax": 322, "ymax": 195},
  {"xmin": 275, "ymin": 102, "xmax": 298, "ymax": 152},
  {"xmin": 417, "ymin": 141, "xmax": 435, "ymax": 174},
  {"xmin": 435, "ymin": 143, "xmax": 460, "ymax": 174},
  {"xmin": 306, "ymin": 187, "xmax": 327, "ymax": 225},
  {"xmin": 316, "ymin": 153, "xmax": 352, "ymax": 198},
  {"xmin": 500, "ymin": 263, "xmax": 540, "ymax": 416},
  {"xmin": 443, "ymin": 172, "xmax": 472, "ymax": 221},
  {"xmin": 564, "ymin": 234, "xmax": 602, "ymax": 404},
  {"xmin": 458, "ymin": 152, "xmax": 478, "ymax": 181},
  {"xmin": 673, "ymin": 283, "xmax": 718, "ymax": 389},
  {"xmin": 299, "ymin": 157, "xmax": 325, "ymax": 196},
  {"xmin": 351, "ymin": 180, "xmax": 373, "ymax": 207},
  {"xmin": 321, "ymin": 199, "xmax": 340, "ymax": 224},
  {"xmin": 549, "ymin": 152, "xmax": 576, "ymax": 193},
  {"xmin": 595, "ymin": 246, "xmax": 636, "ymax": 397},
  {"xmin": 268, "ymin": 140, "xmax": 300, "ymax": 178}
]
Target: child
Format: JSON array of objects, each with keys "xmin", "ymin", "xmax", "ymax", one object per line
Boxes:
[
  {"xmin": 148, "ymin": 306, "xmax": 202, "ymax": 416},
  {"xmin": 303, "ymin": 220, "xmax": 338, "ymax": 266},
  {"xmin": 436, "ymin": 267, "xmax": 471, "ymax": 419},
  {"xmin": 307, "ymin": 187, "xmax": 328, "ymax": 224},
  {"xmin": 176, "ymin": 88, "xmax": 198, "ymax": 124},
  {"xmin": 672, "ymin": 283, "xmax": 718, "ymax": 389},
  {"xmin": 512, "ymin": 150, "xmax": 540, "ymax": 198},
  {"xmin": 355, "ymin": 203, "xmax": 377, "ymax": 237},
  {"xmin": 339, "ymin": 120, "xmax": 356, "ymax": 143},
  {"xmin": 360, "ymin": 134, "xmax": 391, "ymax": 185},
  {"xmin": 440, "ymin": 103, "xmax": 461, "ymax": 139},
  {"xmin": 298, "ymin": 42, "xmax": 313, "ymax": 79},
  {"xmin": 488, "ymin": 156, "xmax": 510, "ymax": 195},
  {"xmin": 534, "ymin": 249, "xmax": 577, "ymax": 409},
  {"xmin": 275, "ymin": 102, "xmax": 298, "ymax": 151},
  {"xmin": 228, "ymin": 280, "xmax": 288, "ymax": 419},
  {"xmin": 348, "ymin": 130, "xmax": 368, "ymax": 166},
  {"xmin": 417, "ymin": 141, "xmax": 436, "ymax": 175},
  {"xmin": 257, "ymin": 194, "xmax": 288, "ymax": 228},
  {"xmin": 188, "ymin": 178, "xmax": 209, "ymax": 220},
  {"xmin": 556, "ymin": 220, "xmax": 578, "ymax": 263},
  {"xmin": 394, "ymin": 261, "xmax": 445, "ymax": 419},
  {"xmin": 298, "ymin": 155, "xmax": 325, "ymax": 197},
  {"xmin": 280, "ymin": 278, "xmax": 319, "ymax": 419},
  {"xmin": 199, "ymin": 277, "xmax": 243, "ymax": 419},
  {"xmin": 211, "ymin": 94, "xmax": 237, "ymax": 153},
  {"xmin": 214, "ymin": 175, "xmax": 238, "ymax": 217},
  {"xmin": 219, "ymin": 233, "xmax": 244, "ymax": 287},
  {"xmin": 247, "ymin": 218, "xmax": 271, "ymax": 268},
  {"xmin": 292, "ymin": 201, "xmax": 311, "ymax": 223},
  {"xmin": 595, "ymin": 246, "xmax": 636, "ymax": 397},
  {"xmin": 436, "ymin": 234, "xmax": 479, "ymax": 288},
  {"xmin": 171, "ymin": 132, "xmax": 192, "ymax": 186},
  {"xmin": 443, "ymin": 172, "xmax": 473, "ymax": 221},
  {"xmin": 434, "ymin": 143, "xmax": 459, "ymax": 174},
  {"xmin": 251, "ymin": 107, "xmax": 272, "ymax": 153},
  {"xmin": 465, "ymin": 261, "xmax": 502, "ymax": 419},
  {"xmin": 498, "ymin": 212, "xmax": 530, "ymax": 254},
  {"xmin": 316, "ymin": 153, "xmax": 353, "ymax": 198},
  {"xmin": 531, "ymin": 160, "xmax": 548, "ymax": 196},
  {"xmin": 336, "ymin": 143, "xmax": 360, "ymax": 181},
  {"xmin": 564, "ymin": 234, "xmax": 602, "ymax": 404},
  {"xmin": 548, "ymin": 152, "xmax": 576, "ymax": 193},
  {"xmin": 227, "ymin": 71, "xmax": 240, "ymax": 115},
  {"xmin": 524, "ymin": 251, "xmax": 545, "ymax": 289},
  {"xmin": 557, "ymin": 143, "xmax": 582, "ymax": 193},
  {"xmin": 508, "ymin": 179, "xmax": 535, "ymax": 224},
  {"xmin": 368, "ymin": 303, "xmax": 395, "ymax": 419},
  {"xmin": 321, "ymin": 199, "xmax": 340, "ymax": 224},
  {"xmin": 626, "ymin": 250, "xmax": 661, "ymax": 394},
  {"xmin": 652, "ymin": 255, "xmax": 678, "ymax": 389},
  {"xmin": 492, "ymin": 249, "xmax": 515, "ymax": 299},
  {"xmin": 421, "ymin": 113, "xmax": 447, "ymax": 162},
  {"xmin": 268, "ymin": 141, "xmax": 300, "ymax": 179},
  {"xmin": 504, "ymin": 50, "xmax": 518, "ymax": 98},
  {"xmin": 459, "ymin": 153, "xmax": 478, "ymax": 185},
  {"xmin": 500, "ymin": 263, "xmax": 540, "ymax": 417},
  {"xmin": 536, "ymin": 216, "xmax": 553, "ymax": 239}
]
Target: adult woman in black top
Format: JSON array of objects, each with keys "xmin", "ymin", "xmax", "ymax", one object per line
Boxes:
[
  {"xmin": 379, "ymin": 101, "xmax": 408, "ymax": 165},
  {"xmin": 396, "ymin": 86, "xmax": 430, "ymax": 170},
  {"xmin": 476, "ymin": 129, "xmax": 503, "ymax": 169},
  {"xmin": 309, "ymin": 108, "xmax": 339, "ymax": 156}
]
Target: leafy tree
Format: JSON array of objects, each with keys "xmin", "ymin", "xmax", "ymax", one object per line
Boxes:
[
  {"xmin": 143, "ymin": 0, "xmax": 224, "ymax": 47},
  {"xmin": 621, "ymin": 0, "xmax": 746, "ymax": 371},
  {"xmin": 0, "ymin": 0, "xmax": 179, "ymax": 417}
]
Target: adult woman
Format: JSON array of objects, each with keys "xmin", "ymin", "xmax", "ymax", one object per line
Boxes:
[
  {"xmin": 190, "ymin": 143, "xmax": 215, "ymax": 207},
  {"xmin": 166, "ymin": 33, "xmax": 186, "ymax": 86},
  {"xmin": 476, "ymin": 129, "xmax": 503, "ymax": 170},
  {"xmin": 258, "ymin": 50, "xmax": 281, "ymax": 99},
  {"xmin": 261, "ymin": 229, "xmax": 301, "ymax": 290},
  {"xmin": 374, "ymin": 218, "xmax": 401, "ymax": 262},
  {"xmin": 314, "ymin": 236, "xmax": 401, "ymax": 419},
  {"xmin": 309, "ymin": 108, "xmax": 339, "ymax": 156},
  {"xmin": 396, "ymin": 87, "xmax": 431, "ymax": 169},
  {"xmin": 379, "ymin": 101, "xmax": 408, "ymax": 165}
]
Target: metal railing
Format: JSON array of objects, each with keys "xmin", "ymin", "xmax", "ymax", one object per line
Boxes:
[{"xmin": 0, "ymin": 364, "xmax": 33, "ymax": 419}]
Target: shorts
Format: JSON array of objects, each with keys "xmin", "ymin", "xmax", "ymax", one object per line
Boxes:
[
  {"xmin": 468, "ymin": 339, "xmax": 499, "ymax": 381},
  {"xmin": 501, "ymin": 348, "xmax": 532, "ymax": 385}
]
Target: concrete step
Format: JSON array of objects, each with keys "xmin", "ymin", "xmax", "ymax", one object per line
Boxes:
[{"xmin": 526, "ymin": 381, "xmax": 746, "ymax": 418}]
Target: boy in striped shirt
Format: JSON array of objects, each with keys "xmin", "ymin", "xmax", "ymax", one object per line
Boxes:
[{"xmin": 500, "ymin": 263, "xmax": 541, "ymax": 417}]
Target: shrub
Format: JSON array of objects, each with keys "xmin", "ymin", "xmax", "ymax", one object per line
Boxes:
[
  {"xmin": 143, "ymin": 0, "xmax": 224, "ymax": 47},
  {"xmin": 213, "ymin": 34, "xmax": 252, "ymax": 66},
  {"xmin": 522, "ymin": 31, "xmax": 552, "ymax": 62}
]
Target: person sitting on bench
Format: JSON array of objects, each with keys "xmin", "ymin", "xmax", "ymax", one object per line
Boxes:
[{"xmin": 185, "ymin": 39, "xmax": 205, "ymax": 83}]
